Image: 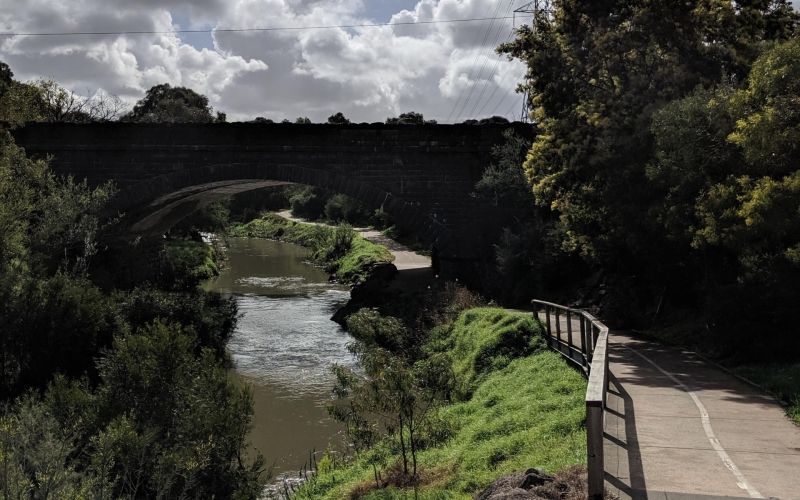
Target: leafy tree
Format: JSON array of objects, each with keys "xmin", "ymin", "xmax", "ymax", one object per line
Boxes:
[
  {"xmin": 328, "ymin": 344, "xmax": 450, "ymax": 482},
  {"xmin": 386, "ymin": 111, "xmax": 437, "ymax": 125},
  {"xmin": 295, "ymin": 116, "xmax": 312, "ymax": 124},
  {"xmin": 474, "ymin": 128, "xmax": 532, "ymax": 205},
  {"xmin": 498, "ymin": 0, "xmax": 799, "ymax": 265},
  {"xmin": 650, "ymin": 37, "xmax": 800, "ymax": 285},
  {"xmin": 121, "ymin": 83, "xmax": 223, "ymax": 123},
  {"xmin": 252, "ymin": 116, "xmax": 274, "ymax": 123},
  {"xmin": 327, "ymin": 112, "xmax": 351, "ymax": 124}
]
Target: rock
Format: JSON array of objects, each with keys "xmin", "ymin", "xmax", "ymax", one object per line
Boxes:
[
  {"xmin": 349, "ymin": 262, "xmax": 398, "ymax": 303},
  {"xmin": 476, "ymin": 469, "xmax": 554, "ymax": 500},
  {"xmin": 331, "ymin": 261, "xmax": 398, "ymax": 325},
  {"xmin": 518, "ymin": 468, "xmax": 554, "ymax": 489}
]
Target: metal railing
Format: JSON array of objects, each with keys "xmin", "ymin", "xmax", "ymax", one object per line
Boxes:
[{"xmin": 532, "ymin": 300, "xmax": 609, "ymax": 499}]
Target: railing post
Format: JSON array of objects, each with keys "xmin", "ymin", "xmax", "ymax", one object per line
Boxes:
[
  {"xmin": 587, "ymin": 403, "xmax": 604, "ymax": 499},
  {"xmin": 566, "ymin": 310, "xmax": 573, "ymax": 348}
]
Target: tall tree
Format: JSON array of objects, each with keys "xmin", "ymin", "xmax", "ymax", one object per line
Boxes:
[
  {"xmin": 498, "ymin": 0, "xmax": 798, "ymax": 265},
  {"xmin": 122, "ymin": 84, "xmax": 223, "ymax": 123}
]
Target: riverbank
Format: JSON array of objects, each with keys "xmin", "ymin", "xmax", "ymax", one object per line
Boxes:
[
  {"xmin": 228, "ymin": 212, "xmax": 395, "ymax": 286},
  {"xmin": 293, "ymin": 306, "xmax": 589, "ymax": 499}
]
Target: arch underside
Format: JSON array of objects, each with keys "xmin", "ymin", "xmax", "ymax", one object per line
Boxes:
[{"xmin": 108, "ymin": 164, "xmax": 456, "ymax": 255}]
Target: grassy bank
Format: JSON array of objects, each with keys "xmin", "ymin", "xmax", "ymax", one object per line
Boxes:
[
  {"xmin": 165, "ymin": 238, "xmax": 220, "ymax": 280},
  {"xmin": 294, "ymin": 308, "xmax": 587, "ymax": 499},
  {"xmin": 228, "ymin": 213, "xmax": 394, "ymax": 285}
]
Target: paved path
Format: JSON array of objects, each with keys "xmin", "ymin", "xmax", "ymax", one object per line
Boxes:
[
  {"xmin": 276, "ymin": 211, "xmax": 432, "ymax": 290},
  {"xmin": 604, "ymin": 333, "xmax": 800, "ymax": 500}
]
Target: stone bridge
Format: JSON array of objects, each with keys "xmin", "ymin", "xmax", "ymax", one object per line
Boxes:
[{"xmin": 11, "ymin": 122, "xmax": 533, "ymax": 278}]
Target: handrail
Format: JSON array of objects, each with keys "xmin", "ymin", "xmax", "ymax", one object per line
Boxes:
[{"xmin": 532, "ymin": 299, "xmax": 609, "ymax": 499}]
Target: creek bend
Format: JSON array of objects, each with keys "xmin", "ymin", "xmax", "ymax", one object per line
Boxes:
[{"xmin": 201, "ymin": 237, "xmax": 356, "ymax": 479}]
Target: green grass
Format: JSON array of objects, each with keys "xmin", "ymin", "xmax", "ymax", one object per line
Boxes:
[
  {"xmin": 228, "ymin": 213, "xmax": 394, "ymax": 285},
  {"xmin": 425, "ymin": 308, "xmax": 547, "ymax": 400},
  {"xmin": 732, "ymin": 364, "xmax": 800, "ymax": 425},
  {"xmin": 165, "ymin": 238, "xmax": 219, "ymax": 280},
  {"xmin": 294, "ymin": 309, "xmax": 587, "ymax": 499}
]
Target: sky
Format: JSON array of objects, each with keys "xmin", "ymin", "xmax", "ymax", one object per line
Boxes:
[{"xmin": 1, "ymin": 0, "xmax": 798, "ymax": 123}]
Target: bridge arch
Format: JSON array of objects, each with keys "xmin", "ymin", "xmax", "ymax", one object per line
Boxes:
[{"xmin": 108, "ymin": 163, "xmax": 456, "ymax": 254}]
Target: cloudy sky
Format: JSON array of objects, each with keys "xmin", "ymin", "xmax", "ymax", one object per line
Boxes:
[{"xmin": 1, "ymin": 0, "xmax": 798, "ymax": 123}]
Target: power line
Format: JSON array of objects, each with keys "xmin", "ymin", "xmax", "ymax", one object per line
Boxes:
[
  {"xmin": 452, "ymin": 0, "xmax": 516, "ymax": 123},
  {"xmin": 466, "ymin": 16, "xmax": 525, "ymax": 119},
  {"xmin": 488, "ymin": 71, "xmax": 525, "ymax": 116},
  {"xmin": 504, "ymin": 94, "xmax": 523, "ymax": 120},
  {"xmin": 0, "ymin": 16, "xmax": 516, "ymax": 37},
  {"xmin": 444, "ymin": 1, "xmax": 506, "ymax": 124},
  {"xmin": 476, "ymin": 64, "xmax": 527, "ymax": 117}
]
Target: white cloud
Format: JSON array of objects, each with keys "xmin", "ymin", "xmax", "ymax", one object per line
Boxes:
[{"xmin": 0, "ymin": 0, "xmax": 532, "ymax": 122}]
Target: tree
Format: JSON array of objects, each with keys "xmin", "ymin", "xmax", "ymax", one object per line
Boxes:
[
  {"xmin": 327, "ymin": 112, "xmax": 351, "ymax": 124},
  {"xmin": 295, "ymin": 116, "xmax": 312, "ymax": 124},
  {"xmin": 328, "ymin": 344, "xmax": 449, "ymax": 482},
  {"xmin": 649, "ymin": 37, "xmax": 800, "ymax": 285},
  {"xmin": 474, "ymin": 128, "xmax": 532, "ymax": 205},
  {"xmin": 0, "ymin": 61, "xmax": 45, "ymax": 123},
  {"xmin": 121, "ymin": 84, "xmax": 223, "ymax": 123},
  {"xmin": 386, "ymin": 111, "xmax": 436, "ymax": 125},
  {"xmin": 498, "ymin": 0, "xmax": 799, "ymax": 265},
  {"xmin": 32, "ymin": 79, "xmax": 127, "ymax": 123}
]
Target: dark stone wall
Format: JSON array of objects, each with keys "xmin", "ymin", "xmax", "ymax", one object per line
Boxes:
[{"xmin": 11, "ymin": 122, "xmax": 534, "ymax": 261}]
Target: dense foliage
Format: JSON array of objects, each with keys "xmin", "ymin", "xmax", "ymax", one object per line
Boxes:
[
  {"xmin": 490, "ymin": 0, "xmax": 800, "ymax": 357},
  {"xmin": 1, "ymin": 64, "xmax": 266, "ymax": 498}
]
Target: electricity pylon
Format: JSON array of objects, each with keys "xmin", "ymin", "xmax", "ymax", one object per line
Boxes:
[{"xmin": 514, "ymin": 1, "xmax": 554, "ymax": 122}]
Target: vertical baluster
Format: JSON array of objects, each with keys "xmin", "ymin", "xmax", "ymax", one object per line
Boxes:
[
  {"xmin": 545, "ymin": 304, "xmax": 551, "ymax": 340},
  {"xmin": 580, "ymin": 314, "xmax": 589, "ymax": 367},
  {"xmin": 555, "ymin": 308, "xmax": 561, "ymax": 343},
  {"xmin": 566, "ymin": 310, "xmax": 573, "ymax": 349}
]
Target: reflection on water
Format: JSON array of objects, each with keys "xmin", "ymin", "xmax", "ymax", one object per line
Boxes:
[{"xmin": 202, "ymin": 238, "xmax": 356, "ymax": 477}]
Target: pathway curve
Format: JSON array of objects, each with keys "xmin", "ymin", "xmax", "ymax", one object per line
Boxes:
[
  {"xmin": 603, "ymin": 333, "xmax": 800, "ymax": 500},
  {"xmin": 538, "ymin": 313, "xmax": 800, "ymax": 499}
]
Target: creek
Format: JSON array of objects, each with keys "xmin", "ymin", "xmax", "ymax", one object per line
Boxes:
[{"xmin": 201, "ymin": 237, "xmax": 356, "ymax": 481}]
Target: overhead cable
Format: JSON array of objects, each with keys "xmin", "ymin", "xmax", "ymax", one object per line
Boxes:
[
  {"xmin": 452, "ymin": 0, "xmax": 516, "ymax": 123},
  {"xmin": 0, "ymin": 16, "xmax": 516, "ymax": 37},
  {"xmin": 444, "ymin": 1, "xmax": 506, "ymax": 123}
]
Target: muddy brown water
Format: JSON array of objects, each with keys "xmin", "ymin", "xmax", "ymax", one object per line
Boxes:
[{"xmin": 201, "ymin": 237, "xmax": 356, "ymax": 480}]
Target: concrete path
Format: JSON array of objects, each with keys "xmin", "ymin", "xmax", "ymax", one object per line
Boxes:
[
  {"xmin": 276, "ymin": 211, "xmax": 432, "ymax": 290},
  {"xmin": 604, "ymin": 333, "xmax": 800, "ymax": 500}
]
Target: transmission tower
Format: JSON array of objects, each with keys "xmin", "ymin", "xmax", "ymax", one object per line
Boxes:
[{"xmin": 514, "ymin": 1, "xmax": 553, "ymax": 122}]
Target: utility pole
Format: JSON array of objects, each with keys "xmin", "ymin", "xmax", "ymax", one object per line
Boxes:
[{"xmin": 513, "ymin": 1, "xmax": 554, "ymax": 122}]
